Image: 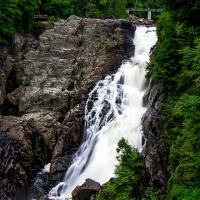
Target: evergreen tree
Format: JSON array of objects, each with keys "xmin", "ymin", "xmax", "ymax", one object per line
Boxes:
[
  {"xmin": 0, "ymin": 0, "xmax": 40, "ymax": 44},
  {"xmin": 42, "ymin": 0, "xmax": 76, "ymax": 18},
  {"xmin": 97, "ymin": 138, "xmax": 145, "ymax": 200},
  {"xmin": 114, "ymin": 0, "xmax": 128, "ymax": 18},
  {"xmin": 155, "ymin": 0, "xmax": 200, "ymax": 25},
  {"xmin": 0, "ymin": 0, "xmax": 21, "ymax": 44}
]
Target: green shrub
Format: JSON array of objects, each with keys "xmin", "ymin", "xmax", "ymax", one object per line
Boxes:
[
  {"xmin": 39, "ymin": 46, "xmax": 51, "ymax": 52},
  {"xmin": 23, "ymin": 72, "xmax": 42, "ymax": 86},
  {"xmin": 146, "ymin": 3, "xmax": 200, "ymax": 199},
  {"xmin": 47, "ymin": 16, "xmax": 57, "ymax": 29},
  {"xmin": 97, "ymin": 138, "xmax": 146, "ymax": 200},
  {"xmin": 23, "ymin": 73, "xmax": 35, "ymax": 86}
]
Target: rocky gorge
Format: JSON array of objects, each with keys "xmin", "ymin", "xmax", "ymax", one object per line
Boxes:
[{"xmin": 0, "ymin": 15, "xmax": 167, "ymax": 200}]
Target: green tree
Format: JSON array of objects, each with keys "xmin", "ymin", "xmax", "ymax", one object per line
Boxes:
[
  {"xmin": 43, "ymin": 0, "xmax": 76, "ymax": 18},
  {"xmin": 114, "ymin": 0, "xmax": 128, "ymax": 18},
  {"xmin": 0, "ymin": 0, "xmax": 21, "ymax": 43},
  {"xmin": 146, "ymin": 12, "xmax": 180, "ymax": 84},
  {"xmin": 17, "ymin": 0, "xmax": 41, "ymax": 32},
  {"xmin": 146, "ymin": 1, "xmax": 200, "ymax": 199},
  {"xmin": 155, "ymin": 0, "xmax": 200, "ymax": 25},
  {"xmin": 97, "ymin": 138, "xmax": 145, "ymax": 200},
  {"xmin": 0, "ymin": 0, "xmax": 40, "ymax": 44}
]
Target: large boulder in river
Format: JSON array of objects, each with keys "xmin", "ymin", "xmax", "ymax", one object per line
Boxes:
[{"xmin": 72, "ymin": 178, "xmax": 101, "ymax": 200}]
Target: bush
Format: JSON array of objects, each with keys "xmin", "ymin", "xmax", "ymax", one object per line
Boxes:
[
  {"xmin": 146, "ymin": 3, "xmax": 200, "ymax": 199},
  {"xmin": 97, "ymin": 138, "xmax": 146, "ymax": 200}
]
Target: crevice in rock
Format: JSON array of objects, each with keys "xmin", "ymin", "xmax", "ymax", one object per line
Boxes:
[
  {"xmin": 1, "ymin": 98, "xmax": 19, "ymax": 116},
  {"xmin": 67, "ymin": 82, "xmax": 75, "ymax": 91},
  {"xmin": 32, "ymin": 23, "xmax": 46, "ymax": 40},
  {"xmin": 6, "ymin": 68, "xmax": 20, "ymax": 94}
]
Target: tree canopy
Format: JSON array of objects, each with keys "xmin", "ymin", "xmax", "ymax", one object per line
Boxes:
[
  {"xmin": 97, "ymin": 138, "xmax": 146, "ymax": 200},
  {"xmin": 147, "ymin": 0, "xmax": 200, "ymax": 199},
  {"xmin": 0, "ymin": 0, "xmax": 40, "ymax": 44},
  {"xmin": 0, "ymin": 0, "xmax": 131, "ymax": 44},
  {"xmin": 156, "ymin": 0, "xmax": 200, "ymax": 25}
]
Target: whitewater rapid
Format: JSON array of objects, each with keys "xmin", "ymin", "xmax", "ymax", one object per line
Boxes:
[{"xmin": 49, "ymin": 26, "xmax": 157, "ymax": 199}]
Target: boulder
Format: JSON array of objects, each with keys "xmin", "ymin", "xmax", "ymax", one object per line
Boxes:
[{"xmin": 72, "ymin": 178, "xmax": 101, "ymax": 200}]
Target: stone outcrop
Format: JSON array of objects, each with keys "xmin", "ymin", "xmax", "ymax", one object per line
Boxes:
[
  {"xmin": 142, "ymin": 80, "xmax": 169, "ymax": 191},
  {"xmin": 72, "ymin": 178, "xmax": 101, "ymax": 200},
  {"xmin": 129, "ymin": 15, "xmax": 156, "ymax": 26},
  {"xmin": 0, "ymin": 33, "xmax": 39, "ymax": 116}
]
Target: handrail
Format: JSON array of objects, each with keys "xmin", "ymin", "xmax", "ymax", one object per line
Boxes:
[
  {"xmin": 127, "ymin": 8, "xmax": 163, "ymax": 12},
  {"xmin": 34, "ymin": 15, "xmax": 49, "ymax": 19}
]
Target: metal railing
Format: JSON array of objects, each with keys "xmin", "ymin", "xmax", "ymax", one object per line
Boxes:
[
  {"xmin": 34, "ymin": 15, "xmax": 49, "ymax": 19},
  {"xmin": 127, "ymin": 8, "xmax": 163, "ymax": 12}
]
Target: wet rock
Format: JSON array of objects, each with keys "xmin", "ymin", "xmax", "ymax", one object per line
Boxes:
[
  {"xmin": 142, "ymin": 80, "xmax": 169, "ymax": 190},
  {"xmin": 0, "ymin": 132, "xmax": 32, "ymax": 200},
  {"xmin": 72, "ymin": 178, "xmax": 101, "ymax": 200},
  {"xmin": 27, "ymin": 170, "xmax": 49, "ymax": 200}
]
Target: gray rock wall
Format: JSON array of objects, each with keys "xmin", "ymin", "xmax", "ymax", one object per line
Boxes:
[
  {"xmin": 142, "ymin": 80, "xmax": 169, "ymax": 191},
  {"xmin": 0, "ymin": 15, "xmax": 141, "ymax": 199}
]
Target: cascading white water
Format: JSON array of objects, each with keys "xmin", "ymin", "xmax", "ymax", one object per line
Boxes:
[{"xmin": 49, "ymin": 26, "xmax": 157, "ymax": 199}]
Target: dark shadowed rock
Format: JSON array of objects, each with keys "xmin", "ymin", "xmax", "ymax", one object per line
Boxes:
[
  {"xmin": 72, "ymin": 178, "xmax": 101, "ymax": 200},
  {"xmin": 142, "ymin": 80, "xmax": 169, "ymax": 191},
  {"xmin": 0, "ymin": 132, "xmax": 32, "ymax": 200}
]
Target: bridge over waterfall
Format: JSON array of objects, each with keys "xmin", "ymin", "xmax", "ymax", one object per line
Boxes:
[
  {"xmin": 34, "ymin": 15, "xmax": 49, "ymax": 20},
  {"xmin": 127, "ymin": 8, "xmax": 163, "ymax": 19}
]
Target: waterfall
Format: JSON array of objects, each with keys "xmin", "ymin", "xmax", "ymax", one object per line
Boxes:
[{"xmin": 49, "ymin": 26, "xmax": 157, "ymax": 199}]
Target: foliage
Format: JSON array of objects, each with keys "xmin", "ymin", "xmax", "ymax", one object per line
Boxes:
[
  {"xmin": 23, "ymin": 72, "xmax": 42, "ymax": 86},
  {"xmin": 97, "ymin": 138, "xmax": 146, "ymax": 200},
  {"xmin": 23, "ymin": 73, "xmax": 35, "ymax": 86},
  {"xmin": 42, "ymin": 0, "xmax": 129, "ymax": 19},
  {"xmin": 42, "ymin": 0, "xmax": 75, "ymax": 18},
  {"xmin": 0, "ymin": 0, "xmax": 163, "ymax": 44},
  {"xmin": 0, "ymin": 0, "xmax": 40, "ymax": 44},
  {"xmin": 146, "ymin": 1, "xmax": 200, "ymax": 199},
  {"xmin": 114, "ymin": 0, "xmax": 128, "ymax": 19},
  {"xmin": 0, "ymin": 0, "xmax": 18, "ymax": 44},
  {"xmin": 155, "ymin": 0, "xmax": 200, "ymax": 26},
  {"xmin": 166, "ymin": 88, "xmax": 200, "ymax": 199},
  {"xmin": 39, "ymin": 46, "xmax": 51, "ymax": 52},
  {"xmin": 146, "ymin": 12, "xmax": 180, "ymax": 84}
]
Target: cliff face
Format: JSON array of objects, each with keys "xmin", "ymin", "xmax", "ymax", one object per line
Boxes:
[
  {"xmin": 142, "ymin": 80, "xmax": 169, "ymax": 191},
  {"xmin": 0, "ymin": 15, "xmax": 137, "ymax": 199}
]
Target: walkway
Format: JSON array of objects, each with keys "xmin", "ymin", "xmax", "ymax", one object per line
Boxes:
[
  {"xmin": 127, "ymin": 8, "xmax": 163, "ymax": 12},
  {"xmin": 34, "ymin": 15, "xmax": 48, "ymax": 20}
]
